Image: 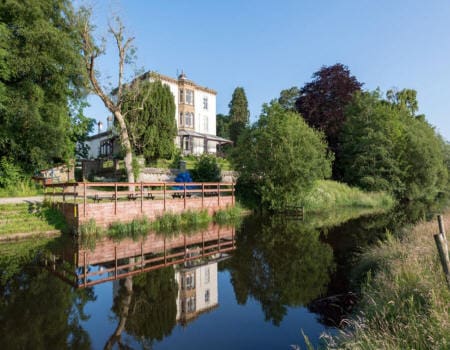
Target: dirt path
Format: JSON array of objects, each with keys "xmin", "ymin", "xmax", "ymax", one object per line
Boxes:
[{"xmin": 0, "ymin": 196, "xmax": 44, "ymax": 205}]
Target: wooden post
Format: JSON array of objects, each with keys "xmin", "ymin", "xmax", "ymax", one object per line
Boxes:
[
  {"xmin": 231, "ymin": 181, "xmax": 234, "ymax": 205},
  {"xmin": 184, "ymin": 182, "xmax": 187, "ymax": 209},
  {"xmin": 73, "ymin": 184, "xmax": 76, "ymax": 204},
  {"xmin": 217, "ymin": 183, "xmax": 220, "ymax": 206},
  {"xmin": 163, "ymin": 183, "xmax": 166, "ymax": 211},
  {"xmin": 140, "ymin": 182, "xmax": 143, "ymax": 213},
  {"xmin": 218, "ymin": 226, "xmax": 220, "ymax": 252},
  {"xmin": 114, "ymin": 183, "xmax": 118, "ymax": 215},
  {"xmin": 114, "ymin": 246, "xmax": 118, "ymax": 279},
  {"xmin": 202, "ymin": 183, "xmax": 204, "ymax": 208},
  {"xmin": 202, "ymin": 231, "xmax": 205, "ymax": 256},
  {"xmin": 84, "ymin": 252, "xmax": 87, "ymax": 287},
  {"xmin": 164, "ymin": 237, "xmax": 167, "ymax": 265},
  {"xmin": 83, "ymin": 182, "xmax": 86, "ymax": 217},
  {"xmin": 63, "ymin": 185, "xmax": 66, "ymax": 203},
  {"xmin": 141, "ymin": 242, "xmax": 144, "ymax": 271},
  {"xmin": 434, "ymin": 233, "xmax": 450, "ymax": 288}
]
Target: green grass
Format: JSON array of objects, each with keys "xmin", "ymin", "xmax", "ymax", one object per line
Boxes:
[
  {"xmin": 0, "ymin": 179, "xmax": 43, "ymax": 197},
  {"xmin": 302, "ymin": 180, "xmax": 395, "ymax": 212},
  {"xmin": 325, "ymin": 213, "xmax": 450, "ymax": 349},
  {"xmin": 213, "ymin": 204, "xmax": 244, "ymax": 225},
  {"xmin": 0, "ymin": 203, "xmax": 68, "ymax": 235}
]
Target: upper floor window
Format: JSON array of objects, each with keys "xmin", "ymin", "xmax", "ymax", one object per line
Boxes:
[
  {"xmin": 185, "ymin": 112, "xmax": 194, "ymax": 127},
  {"xmin": 205, "ymin": 267, "xmax": 210, "ymax": 283},
  {"xmin": 185, "ymin": 90, "xmax": 194, "ymax": 105},
  {"xmin": 203, "ymin": 96, "xmax": 208, "ymax": 110},
  {"xmin": 179, "ymin": 89, "xmax": 184, "ymax": 103}
]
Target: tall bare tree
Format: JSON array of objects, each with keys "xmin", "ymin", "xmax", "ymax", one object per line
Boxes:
[{"xmin": 77, "ymin": 9, "xmax": 136, "ymax": 184}]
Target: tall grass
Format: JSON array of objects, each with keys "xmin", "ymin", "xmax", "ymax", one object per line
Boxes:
[
  {"xmin": 0, "ymin": 179, "xmax": 43, "ymax": 197},
  {"xmin": 213, "ymin": 204, "xmax": 244, "ymax": 225},
  {"xmin": 326, "ymin": 213, "xmax": 450, "ymax": 349},
  {"xmin": 302, "ymin": 180, "xmax": 395, "ymax": 212}
]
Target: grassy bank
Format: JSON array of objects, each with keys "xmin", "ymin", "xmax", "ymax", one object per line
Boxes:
[
  {"xmin": 0, "ymin": 203, "xmax": 67, "ymax": 237},
  {"xmin": 0, "ymin": 180, "xmax": 43, "ymax": 197},
  {"xmin": 303, "ymin": 180, "xmax": 394, "ymax": 212},
  {"xmin": 327, "ymin": 211, "xmax": 450, "ymax": 349}
]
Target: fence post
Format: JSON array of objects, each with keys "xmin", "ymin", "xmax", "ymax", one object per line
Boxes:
[
  {"xmin": 231, "ymin": 181, "xmax": 234, "ymax": 205},
  {"xmin": 140, "ymin": 182, "xmax": 143, "ymax": 213},
  {"xmin": 434, "ymin": 215, "xmax": 450, "ymax": 289},
  {"xmin": 83, "ymin": 182, "xmax": 86, "ymax": 217},
  {"xmin": 202, "ymin": 183, "xmax": 204, "ymax": 208},
  {"xmin": 163, "ymin": 183, "xmax": 166, "ymax": 211},
  {"xmin": 114, "ymin": 183, "xmax": 118, "ymax": 215},
  {"xmin": 438, "ymin": 215, "xmax": 448, "ymax": 257},
  {"xmin": 184, "ymin": 182, "xmax": 187, "ymax": 209},
  {"xmin": 217, "ymin": 183, "xmax": 220, "ymax": 206}
]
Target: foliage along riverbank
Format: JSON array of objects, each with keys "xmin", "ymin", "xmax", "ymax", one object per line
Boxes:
[
  {"xmin": 325, "ymin": 210, "xmax": 450, "ymax": 349},
  {"xmin": 302, "ymin": 180, "xmax": 394, "ymax": 212}
]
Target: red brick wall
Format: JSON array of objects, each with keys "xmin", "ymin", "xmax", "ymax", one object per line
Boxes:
[
  {"xmin": 76, "ymin": 224, "xmax": 235, "ymax": 266},
  {"xmin": 76, "ymin": 196, "xmax": 234, "ymax": 228}
]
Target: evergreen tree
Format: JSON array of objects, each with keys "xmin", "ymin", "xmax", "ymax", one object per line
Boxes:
[
  {"xmin": 216, "ymin": 113, "xmax": 230, "ymax": 139},
  {"xmin": 122, "ymin": 79, "xmax": 177, "ymax": 162},
  {"xmin": 228, "ymin": 87, "xmax": 249, "ymax": 145}
]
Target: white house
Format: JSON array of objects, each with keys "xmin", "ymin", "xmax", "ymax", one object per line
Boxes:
[{"xmin": 84, "ymin": 72, "xmax": 231, "ymax": 159}]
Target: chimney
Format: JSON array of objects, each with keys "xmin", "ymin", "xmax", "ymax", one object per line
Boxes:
[
  {"xmin": 107, "ymin": 116, "xmax": 113, "ymax": 130},
  {"xmin": 97, "ymin": 121, "xmax": 103, "ymax": 134}
]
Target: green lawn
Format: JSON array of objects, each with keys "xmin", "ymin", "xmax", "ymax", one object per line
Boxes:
[{"xmin": 0, "ymin": 203, "xmax": 67, "ymax": 235}]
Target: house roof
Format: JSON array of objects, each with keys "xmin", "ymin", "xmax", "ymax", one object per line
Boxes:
[{"xmin": 178, "ymin": 130, "xmax": 232, "ymax": 144}]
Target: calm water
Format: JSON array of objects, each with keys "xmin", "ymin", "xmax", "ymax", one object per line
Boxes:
[{"xmin": 0, "ymin": 206, "xmax": 433, "ymax": 350}]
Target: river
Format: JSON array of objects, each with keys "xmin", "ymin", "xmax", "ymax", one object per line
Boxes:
[{"xmin": 0, "ymin": 204, "xmax": 437, "ymax": 349}]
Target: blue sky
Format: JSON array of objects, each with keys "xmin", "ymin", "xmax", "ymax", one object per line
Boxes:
[{"xmin": 83, "ymin": 0, "xmax": 450, "ymax": 140}]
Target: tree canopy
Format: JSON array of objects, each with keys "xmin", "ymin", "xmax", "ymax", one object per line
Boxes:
[
  {"xmin": 232, "ymin": 102, "xmax": 332, "ymax": 210},
  {"xmin": 228, "ymin": 87, "xmax": 250, "ymax": 145},
  {"xmin": 122, "ymin": 79, "xmax": 177, "ymax": 162},
  {"xmin": 340, "ymin": 90, "xmax": 448, "ymax": 203},
  {"xmin": 295, "ymin": 63, "xmax": 362, "ymax": 178},
  {"xmin": 278, "ymin": 86, "xmax": 300, "ymax": 111},
  {"xmin": 0, "ymin": 0, "xmax": 92, "ymax": 173}
]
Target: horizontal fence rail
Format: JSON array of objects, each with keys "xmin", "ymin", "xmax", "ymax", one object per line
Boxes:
[
  {"xmin": 43, "ymin": 227, "xmax": 236, "ymax": 288},
  {"xmin": 44, "ymin": 181, "xmax": 235, "ymax": 219}
]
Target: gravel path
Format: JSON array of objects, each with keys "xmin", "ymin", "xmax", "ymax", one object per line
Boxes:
[{"xmin": 0, "ymin": 196, "xmax": 44, "ymax": 204}]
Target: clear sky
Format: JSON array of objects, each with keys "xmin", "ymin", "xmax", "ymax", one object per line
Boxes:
[{"xmin": 82, "ymin": 0, "xmax": 450, "ymax": 140}]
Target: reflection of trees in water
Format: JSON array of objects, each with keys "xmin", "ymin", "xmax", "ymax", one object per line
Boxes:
[
  {"xmin": 108, "ymin": 266, "xmax": 178, "ymax": 349},
  {"xmin": 227, "ymin": 215, "xmax": 335, "ymax": 326},
  {"xmin": 0, "ymin": 264, "xmax": 94, "ymax": 349}
]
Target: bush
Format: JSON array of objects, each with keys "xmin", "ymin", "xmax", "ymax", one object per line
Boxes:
[
  {"xmin": 0, "ymin": 157, "xmax": 24, "ymax": 188},
  {"xmin": 191, "ymin": 154, "xmax": 222, "ymax": 182}
]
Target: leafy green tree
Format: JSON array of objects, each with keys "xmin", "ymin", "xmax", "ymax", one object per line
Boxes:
[
  {"xmin": 216, "ymin": 113, "xmax": 230, "ymax": 139},
  {"xmin": 340, "ymin": 90, "xmax": 448, "ymax": 203},
  {"xmin": 227, "ymin": 215, "xmax": 335, "ymax": 325},
  {"xmin": 191, "ymin": 154, "xmax": 222, "ymax": 182},
  {"xmin": 232, "ymin": 102, "xmax": 332, "ymax": 210},
  {"xmin": 228, "ymin": 87, "xmax": 250, "ymax": 145},
  {"xmin": 122, "ymin": 79, "xmax": 177, "ymax": 162},
  {"xmin": 278, "ymin": 86, "xmax": 300, "ymax": 111},
  {"xmin": 0, "ymin": 0, "xmax": 92, "ymax": 174}
]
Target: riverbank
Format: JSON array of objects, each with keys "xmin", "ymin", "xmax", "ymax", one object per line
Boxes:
[
  {"xmin": 303, "ymin": 180, "xmax": 394, "ymax": 212},
  {"xmin": 327, "ymin": 210, "xmax": 450, "ymax": 348},
  {"xmin": 0, "ymin": 203, "xmax": 67, "ymax": 240}
]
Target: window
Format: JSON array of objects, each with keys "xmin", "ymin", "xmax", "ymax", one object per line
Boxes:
[
  {"xmin": 205, "ymin": 267, "xmax": 210, "ymax": 283},
  {"xmin": 184, "ymin": 274, "xmax": 195, "ymax": 289},
  {"xmin": 187, "ymin": 296, "xmax": 196, "ymax": 312},
  {"xmin": 179, "ymin": 112, "xmax": 184, "ymax": 126},
  {"xmin": 203, "ymin": 96, "xmax": 208, "ymax": 110},
  {"xmin": 179, "ymin": 89, "xmax": 184, "ymax": 103},
  {"xmin": 205, "ymin": 289, "xmax": 210, "ymax": 303},
  {"xmin": 185, "ymin": 90, "xmax": 194, "ymax": 105},
  {"xmin": 184, "ymin": 112, "xmax": 194, "ymax": 128}
]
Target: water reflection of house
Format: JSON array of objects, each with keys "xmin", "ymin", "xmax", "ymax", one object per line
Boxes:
[{"xmin": 175, "ymin": 255, "xmax": 221, "ymax": 325}]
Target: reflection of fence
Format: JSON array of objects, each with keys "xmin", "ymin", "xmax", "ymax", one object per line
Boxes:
[
  {"xmin": 43, "ymin": 182, "xmax": 235, "ymax": 228},
  {"xmin": 44, "ymin": 225, "xmax": 236, "ymax": 288}
]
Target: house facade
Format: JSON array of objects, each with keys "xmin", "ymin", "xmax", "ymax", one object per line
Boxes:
[{"xmin": 84, "ymin": 72, "xmax": 231, "ymax": 159}]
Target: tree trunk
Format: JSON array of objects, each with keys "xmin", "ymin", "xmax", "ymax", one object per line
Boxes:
[{"xmin": 114, "ymin": 110, "xmax": 135, "ymax": 188}]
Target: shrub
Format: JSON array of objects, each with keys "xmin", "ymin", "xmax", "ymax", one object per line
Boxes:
[{"xmin": 191, "ymin": 154, "xmax": 222, "ymax": 182}]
